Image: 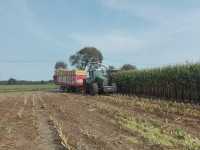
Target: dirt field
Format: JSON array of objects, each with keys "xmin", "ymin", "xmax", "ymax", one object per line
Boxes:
[{"xmin": 0, "ymin": 92, "xmax": 200, "ymax": 150}]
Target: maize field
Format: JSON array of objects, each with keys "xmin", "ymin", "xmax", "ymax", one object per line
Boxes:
[{"xmin": 113, "ymin": 63, "xmax": 200, "ymax": 103}]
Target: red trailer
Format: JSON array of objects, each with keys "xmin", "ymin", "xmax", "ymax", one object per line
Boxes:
[{"xmin": 53, "ymin": 69, "xmax": 87, "ymax": 92}]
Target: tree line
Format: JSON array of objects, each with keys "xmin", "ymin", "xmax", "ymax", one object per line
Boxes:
[{"xmin": 0, "ymin": 78, "xmax": 53, "ymax": 85}]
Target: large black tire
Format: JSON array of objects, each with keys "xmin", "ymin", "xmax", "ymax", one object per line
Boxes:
[
  {"xmin": 83, "ymin": 80, "xmax": 89, "ymax": 95},
  {"xmin": 112, "ymin": 83, "xmax": 117, "ymax": 93},
  {"xmin": 90, "ymin": 83, "xmax": 99, "ymax": 96}
]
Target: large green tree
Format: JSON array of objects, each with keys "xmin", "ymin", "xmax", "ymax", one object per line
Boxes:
[
  {"xmin": 55, "ymin": 61, "xmax": 67, "ymax": 69},
  {"xmin": 121, "ymin": 64, "xmax": 137, "ymax": 71},
  {"xmin": 69, "ymin": 47, "xmax": 103, "ymax": 69}
]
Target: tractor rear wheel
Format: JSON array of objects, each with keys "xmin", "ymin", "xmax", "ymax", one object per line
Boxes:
[{"xmin": 91, "ymin": 83, "xmax": 99, "ymax": 95}]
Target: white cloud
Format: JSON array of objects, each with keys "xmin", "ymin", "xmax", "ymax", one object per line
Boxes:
[
  {"xmin": 1, "ymin": 0, "xmax": 200, "ymax": 69},
  {"xmin": 100, "ymin": 0, "xmax": 177, "ymax": 24},
  {"xmin": 70, "ymin": 0, "xmax": 200, "ymax": 67},
  {"xmin": 1, "ymin": 0, "xmax": 70, "ymax": 50},
  {"xmin": 70, "ymin": 32, "xmax": 142, "ymax": 56}
]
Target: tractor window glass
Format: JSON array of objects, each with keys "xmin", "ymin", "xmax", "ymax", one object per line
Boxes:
[{"xmin": 89, "ymin": 71, "xmax": 94, "ymax": 78}]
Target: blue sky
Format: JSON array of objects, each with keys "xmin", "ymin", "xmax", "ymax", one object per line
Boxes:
[{"xmin": 0, "ymin": 0, "xmax": 200, "ymax": 80}]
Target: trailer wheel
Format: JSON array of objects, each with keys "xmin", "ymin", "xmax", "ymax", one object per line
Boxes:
[
  {"xmin": 91, "ymin": 83, "xmax": 99, "ymax": 96},
  {"xmin": 59, "ymin": 86, "xmax": 65, "ymax": 92}
]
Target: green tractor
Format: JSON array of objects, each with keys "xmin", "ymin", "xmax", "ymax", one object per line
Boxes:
[{"xmin": 83, "ymin": 62, "xmax": 117, "ymax": 95}]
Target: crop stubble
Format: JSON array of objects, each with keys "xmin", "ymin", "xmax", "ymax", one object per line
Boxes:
[{"xmin": 0, "ymin": 92, "xmax": 200, "ymax": 150}]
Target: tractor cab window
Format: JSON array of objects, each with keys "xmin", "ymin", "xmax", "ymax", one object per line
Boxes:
[
  {"xmin": 99, "ymin": 66, "xmax": 107, "ymax": 76},
  {"xmin": 89, "ymin": 70, "xmax": 94, "ymax": 79},
  {"xmin": 101, "ymin": 69, "xmax": 106, "ymax": 76}
]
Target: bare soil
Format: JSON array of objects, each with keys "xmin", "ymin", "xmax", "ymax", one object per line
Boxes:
[{"xmin": 0, "ymin": 92, "xmax": 199, "ymax": 150}]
